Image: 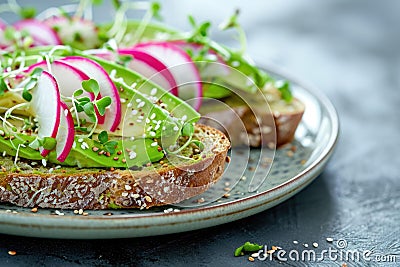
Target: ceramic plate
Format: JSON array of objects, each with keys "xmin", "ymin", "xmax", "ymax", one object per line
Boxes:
[{"xmin": 0, "ymin": 65, "xmax": 339, "ymax": 239}]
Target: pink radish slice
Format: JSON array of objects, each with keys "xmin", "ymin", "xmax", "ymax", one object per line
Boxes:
[
  {"xmin": 60, "ymin": 56, "xmax": 122, "ymax": 132},
  {"xmin": 30, "ymin": 71, "xmax": 61, "ymax": 157},
  {"xmin": 25, "ymin": 60, "xmax": 105, "ymax": 124},
  {"xmin": 13, "ymin": 19, "xmax": 61, "ymax": 46},
  {"xmin": 118, "ymin": 49, "xmax": 179, "ymax": 96},
  {"xmin": 170, "ymin": 40, "xmax": 230, "ymax": 78},
  {"xmin": 56, "ymin": 102, "xmax": 75, "ymax": 162},
  {"xmin": 133, "ymin": 41, "xmax": 203, "ymax": 111},
  {"xmin": 44, "ymin": 16, "xmax": 100, "ymax": 49}
]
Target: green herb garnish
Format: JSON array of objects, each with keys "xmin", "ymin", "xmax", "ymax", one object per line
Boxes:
[
  {"xmin": 234, "ymin": 242, "xmax": 263, "ymax": 257},
  {"xmin": 275, "ymin": 80, "xmax": 293, "ymax": 103}
]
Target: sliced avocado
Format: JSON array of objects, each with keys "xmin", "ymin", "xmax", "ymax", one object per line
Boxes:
[{"xmin": 0, "ymin": 129, "xmax": 164, "ymax": 168}]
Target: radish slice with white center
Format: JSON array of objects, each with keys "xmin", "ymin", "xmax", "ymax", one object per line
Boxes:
[
  {"xmin": 25, "ymin": 60, "xmax": 105, "ymax": 124},
  {"xmin": 44, "ymin": 16, "xmax": 100, "ymax": 50},
  {"xmin": 30, "ymin": 71, "xmax": 61, "ymax": 157},
  {"xmin": 13, "ymin": 19, "xmax": 61, "ymax": 46},
  {"xmin": 170, "ymin": 40, "xmax": 230, "ymax": 78},
  {"xmin": 118, "ymin": 49, "xmax": 179, "ymax": 96},
  {"xmin": 60, "ymin": 56, "xmax": 122, "ymax": 132},
  {"xmin": 134, "ymin": 42, "xmax": 203, "ymax": 111},
  {"xmin": 56, "ymin": 102, "xmax": 75, "ymax": 162}
]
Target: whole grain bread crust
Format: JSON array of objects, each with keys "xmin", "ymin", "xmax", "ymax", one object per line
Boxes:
[{"xmin": 0, "ymin": 124, "xmax": 230, "ymax": 210}]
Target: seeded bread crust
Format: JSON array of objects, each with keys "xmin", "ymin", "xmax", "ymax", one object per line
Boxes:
[{"xmin": 0, "ymin": 124, "xmax": 230, "ymax": 210}]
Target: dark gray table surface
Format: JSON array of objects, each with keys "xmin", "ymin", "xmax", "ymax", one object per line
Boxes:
[{"xmin": 1, "ymin": 0, "xmax": 399, "ymax": 266}]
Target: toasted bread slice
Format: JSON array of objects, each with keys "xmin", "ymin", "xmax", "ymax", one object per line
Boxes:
[
  {"xmin": 199, "ymin": 87, "xmax": 305, "ymax": 147},
  {"xmin": 0, "ymin": 124, "xmax": 230, "ymax": 210}
]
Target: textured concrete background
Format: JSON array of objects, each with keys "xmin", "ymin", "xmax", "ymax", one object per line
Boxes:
[{"xmin": 1, "ymin": 0, "xmax": 400, "ymax": 266}]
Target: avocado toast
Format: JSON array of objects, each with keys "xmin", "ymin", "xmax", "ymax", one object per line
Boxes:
[{"xmin": 0, "ymin": 1, "xmax": 305, "ymax": 210}]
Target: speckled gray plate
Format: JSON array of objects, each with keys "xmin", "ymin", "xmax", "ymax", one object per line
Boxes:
[{"xmin": 0, "ymin": 66, "xmax": 339, "ymax": 239}]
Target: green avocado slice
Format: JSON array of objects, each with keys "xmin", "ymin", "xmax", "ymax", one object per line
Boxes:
[{"xmin": 0, "ymin": 130, "xmax": 164, "ymax": 168}]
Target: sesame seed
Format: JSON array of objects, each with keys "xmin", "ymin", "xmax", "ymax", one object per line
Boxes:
[
  {"xmin": 78, "ymin": 209, "xmax": 83, "ymax": 215},
  {"xmin": 150, "ymin": 113, "xmax": 156, "ymax": 120},
  {"xmin": 326, "ymin": 237, "xmax": 334, "ymax": 243},
  {"xmin": 113, "ymin": 157, "xmax": 119, "ymax": 161},
  {"xmin": 248, "ymin": 256, "xmax": 255, "ymax": 262},
  {"xmin": 151, "ymin": 142, "xmax": 158, "ymax": 147},
  {"xmin": 92, "ymin": 147, "xmax": 99, "ymax": 152},
  {"xmin": 125, "ymin": 185, "xmax": 132, "ymax": 190},
  {"xmin": 150, "ymin": 88, "xmax": 157, "ymax": 96},
  {"xmin": 132, "ymin": 194, "xmax": 140, "ymax": 199},
  {"xmin": 127, "ymin": 102, "xmax": 133, "ymax": 108},
  {"xmin": 137, "ymin": 101, "xmax": 145, "ymax": 108},
  {"xmin": 131, "ymin": 109, "xmax": 138, "ymax": 115},
  {"xmin": 129, "ymin": 151, "xmax": 137, "ymax": 159},
  {"xmin": 31, "ymin": 207, "xmax": 38, "ymax": 213},
  {"xmin": 150, "ymin": 131, "xmax": 156, "ymax": 137},
  {"xmin": 313, "ymin": 242, "xmax": 319, "ymax": 248},
  {"xmin": 181, "ymin": 115, "xmax": 187, "ymax": 121},
  {"xmin": 120, "ymin": 98, "xmax": 126, "ymax": 103},
  {"xmin": 82, "ymin": 212, "xmax": 89, "ymax": 216},
  {"xmin": 73, "ymin": 210, "xmax": 79, "ymax": 214},
  {"xmin": 55, "ymin": 210, "xmax": 64, "ymax": 216},
  {"xmin": 41, "ymin": 159, "xmax": 47, "ymax": 167},
  {"xmin": 251, "ymin": 253, "xmax": 259, "ymax": 258},
  {"xmin": 81, "ymin": 142, "xmax": 89, "ymax": 150},
  {"xmin": 303, "ymin": 244, "xmax": 309, "ymax": 248},
  {"xmin": 293, "ymin": 240, "xmax": 299, "ymax": 244},
  {"xmin": 121, "ymin": 192, "xmax": 128, "ymax": 197},
  {"xmin": 78, "ymin": 138, "xmax": 84, "ymax": 143},
  {"xmin": 173, "ymin": 126, "xmax": 179, "ymax": 131},
  {"xmin": 145, "ymin": 196, "xmax": 152, "ymax": 202}
]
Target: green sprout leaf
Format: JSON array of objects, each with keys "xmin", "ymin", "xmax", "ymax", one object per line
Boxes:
[
  {"xmin": 151, "ymin": 2, "xmax": 162, "ymax": 21},
  {"xmin": 31, "ymin": 67, "xmax": 43, "ymax": 77},
  {"xmin": 96, "ymin": 96, "xmax": 112, "ymax": 116},
  {"xmin": 92, "ymin": 0, "xmax": 104, "ymax": 5},
  {"xmin": 104, "ymin": 141, "xmax": 118, "ymax": 154},
  {"xmin": 20, "ymin": 7, "xmax": 37, "ymax": 19},
  {"xmin": 73, "ymin": 89, "xmax": 84, "ymax": 97},
  {"xmin": 98, "ymin": 130, "xmax": 108, "ymax": 144},
  {"xmin": 234, "ymin": 242, "xmax": 263, "ymax": 257},
  {"xmin": 192, "ymin": 140, "xmax": 205, "ymax": 151},
  {"xmin": 0, "ymin": 78, "xmax": 8, "ymax": 96},
  {"xmin": 275, "ymin": 80, "xmax": 293, "ymax": 103},
  {"xmin": 22, "ymin": 89, "xmax": 32, "ymax": 102},
  {"xmin": 82, "ymin": 102, "xmax": 97, "ymax": 122},
  {"xmin": 82, "ymin": 79, "xmax": 100, "ymax": 97},
  {"xmin": 182, "ymin": 123, "xmax": 194, "ymax": 137}
]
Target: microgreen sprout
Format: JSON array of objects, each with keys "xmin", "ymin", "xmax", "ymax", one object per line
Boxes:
[
  {"xmin": 70, "ymin": 79, "xmax": 112, "ymax": 138},
  {"xmin": 275, "ymin": 80, "xmax": 293, "ymax": 103},
  {"xmin": 219, "ymin": 9, "xmax": 247, "ymax": 55},
  {"xmin": 234, "ymin": 242, "xmax": 263, "ymax": 257},
  {"xmin": 187, "ymin": 15, "xmax": 211, "ymax": 43},
  {"xmin": 167, "ymin": 123, "xmax": 204, "ymax": 155},
  {"xmin": 108, "ymin": 1, "xmax": 162, "ymax": 44},
  {"xmin": 98, "ymin": 130, "xmax": 118, "ymax": 154}
]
